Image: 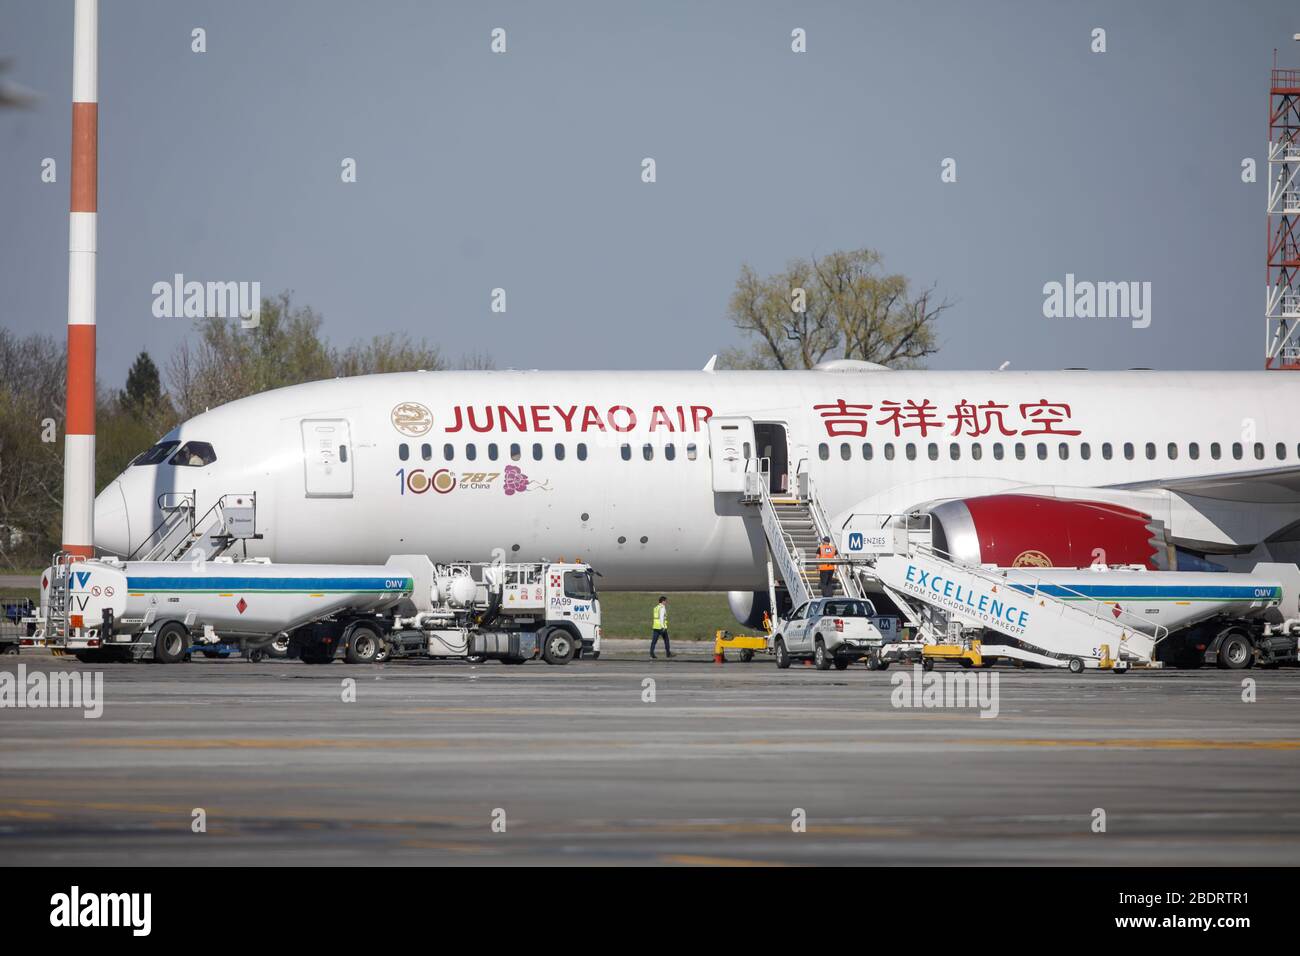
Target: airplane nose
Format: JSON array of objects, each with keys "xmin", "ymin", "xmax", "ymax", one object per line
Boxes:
[{"xmin": 94, "ymin": 480, "xmax": 131, "ymax": 557}]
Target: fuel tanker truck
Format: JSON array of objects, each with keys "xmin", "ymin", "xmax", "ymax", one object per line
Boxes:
[{"xmin": 27, "ymin": 553, "xmax": 599, "ymax": 666}]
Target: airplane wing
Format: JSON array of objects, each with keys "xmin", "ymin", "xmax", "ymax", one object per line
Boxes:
[{"xmin": 1109, "ymin": 464, "xmax": 1300, "ymax": 504}]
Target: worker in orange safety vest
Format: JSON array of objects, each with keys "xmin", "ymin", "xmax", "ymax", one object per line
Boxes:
[{"xmin": 817, "ymin": 536, "xmax": 837, "ymax": 597}]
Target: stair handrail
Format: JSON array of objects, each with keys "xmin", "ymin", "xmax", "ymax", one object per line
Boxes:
[{"xmin": 128, "ymin": 491, "xmax": 196, "ymax": 560}]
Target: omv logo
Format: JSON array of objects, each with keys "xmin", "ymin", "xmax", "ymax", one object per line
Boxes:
[{"xmin": 72, "ymin": 571, "xmax": 92, "ymax": 589}]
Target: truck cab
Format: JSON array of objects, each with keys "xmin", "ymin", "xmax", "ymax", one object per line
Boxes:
[{"xmin": 771, "ymin": 597, "xmax": 899, "ymax": 670}]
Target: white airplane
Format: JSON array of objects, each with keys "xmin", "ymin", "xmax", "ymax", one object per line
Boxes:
[{"xmin": 93, "ymin": 362, "xmax": 1300, "ymax": 627}]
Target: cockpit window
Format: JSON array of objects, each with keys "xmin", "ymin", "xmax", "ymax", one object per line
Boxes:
[
  {"xmin": 168, "ymin": 441, "xmax": 218, "ymax": 467},
  {"xmin": 133, "ymin": 440, "xmax": 180, "ymax": 465}
]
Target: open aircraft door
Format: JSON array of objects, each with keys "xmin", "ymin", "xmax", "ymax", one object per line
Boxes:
[
  {"xmin": 301, "ymin": 418, "xmax": 354, "ymax": 498},
  {"xmin": 708, "ymin": 416, "xmax": 754, "ymax": 493}
]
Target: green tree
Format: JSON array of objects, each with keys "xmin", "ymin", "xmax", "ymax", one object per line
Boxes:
[
  {"xmin": 721, "ymin": 249, "xmax": 949, "ymax": 370},
  {"xmin": 120, "ymin": 351, "xmax": 163, "ymax": 416}
]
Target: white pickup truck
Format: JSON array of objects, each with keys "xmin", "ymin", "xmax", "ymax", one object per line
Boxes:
[{"xmin": 771, "ymin": 597, "xmax": 900, "ymax": 670}]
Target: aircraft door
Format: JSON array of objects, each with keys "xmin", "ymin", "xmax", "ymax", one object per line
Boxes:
[
  {"xmin": 301, "ymin": 419, "xmax": 354, "ymax": 498},
  {"xmin": 753, "ymin": 422, "xmax": 789, "ymax": 494},
  {"xmin": 708, "ymin": 416, "xmax": 755, "ymax": 493}
]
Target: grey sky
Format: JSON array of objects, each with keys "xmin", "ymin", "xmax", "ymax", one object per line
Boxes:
[{"xmin": 1, "ymin": 0, "xmax": 1295, "ymax": 387}]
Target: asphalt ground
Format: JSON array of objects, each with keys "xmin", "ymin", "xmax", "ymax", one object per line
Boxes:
[{"xmin": 2, "ymin": 642, "xmax": 1298, "ymax": 866}]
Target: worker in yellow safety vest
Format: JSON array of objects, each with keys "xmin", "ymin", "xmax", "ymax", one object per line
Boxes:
[
  {"xmin": 650, "ymin": 595, "xmax": 672, "ymax": 659},
  {"xmin": 817, "ymin": 536, "xmax": 837, "ymax": 597}
]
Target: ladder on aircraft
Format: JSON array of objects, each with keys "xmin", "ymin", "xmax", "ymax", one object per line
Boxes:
[
  {"xmin": 744, "ymin": 463, "xmax": 863, "ymax": 610},
  {"xmin": 129, "ymin": 492, "xmax": 260, "ymax": 563},
  {"xmin": 845, "ymin": 514, "xmax": 1168, "ymax": 665}
]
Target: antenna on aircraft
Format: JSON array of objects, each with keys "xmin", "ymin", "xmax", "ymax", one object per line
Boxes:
[{"xmin": 702, "ymin": 354, "xmax": 718, "ymax": 372}]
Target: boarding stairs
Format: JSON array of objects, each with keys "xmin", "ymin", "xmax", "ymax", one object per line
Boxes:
[
  {"xmin": 744, "ymin": 465, "xmax": 863, "ymax": 612},
  {"xmin": 843, "ymin": 514, "xmax": 1168, "ymax": 667},
  {"xmin": 129, "ymin": 492, "xmax": 260, "ymax": 563},
  {"xmin": 744, "ymin": 460, "xmax": 1165, "ymax": 666}
]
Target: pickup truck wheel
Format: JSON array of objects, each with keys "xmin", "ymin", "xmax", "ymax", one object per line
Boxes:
[
  {"xmin": 542, "ymin": 628, "xmax": 576, "ymax": 665},
  {"xmin": 1218, "ymin": 631, "xmax": 1253, "ymax": 670},
  {"xmin": 345, "ymin": 625, "xmax": 382, "ymax": 664},
  {"xmin": 153, "ymin": 622, "xmax": 189, "ymax": 664},
  {"xmin": 813, "ymin": 639, "xmax": 833, "ymax": 671},
  {"xmin": 774, "ymin": 638, "xmax": 791, "ymax": 669}
]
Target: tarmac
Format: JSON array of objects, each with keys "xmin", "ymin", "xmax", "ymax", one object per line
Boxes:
[{"xmin": 2, "ymin": 640, "xmax": 1299, "ymax": 866}]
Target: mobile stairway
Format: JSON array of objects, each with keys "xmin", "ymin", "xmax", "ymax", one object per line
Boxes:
[
  {"xmin": 129, "ymin": 491, "xmax": 261, "ymax": 563},
  {"xmin": 745, "ymin": 464, "xmax": 1165, "ymax": 670}
]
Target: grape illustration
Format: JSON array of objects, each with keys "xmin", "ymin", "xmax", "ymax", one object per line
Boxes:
[{"xmin": 503, "ymin": 464, "xmax": 529, "ymax": 496}]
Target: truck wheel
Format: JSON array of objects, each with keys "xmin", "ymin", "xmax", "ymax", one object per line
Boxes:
[
  {"xmin": 541, "ymin": 628, "xmax": 576, "ymax": 665},
  {"xmin": 247, "ymin": 648, "xmax": 266, "ymax": 663},
  {"xmin": 265, "ymin": 635, "xmax": 289, "ymax": 659},
  {"xmin": 153, "ymin": 622, "xmax": 189, "ymax": 664},
  {"xmin": 345, "ymin": 625, "xmax": 382, "ymax": 664},
  {"xmin": 774, "ymin": 638, "xmax": 791, "ymax": 669},
  {"xmin": 1217, "ymin": 631, "xmax": 1253, "ymax": 670},
  {"xmin": 1067, "ymin": 657, "xmax": 1084, "ymax": 674},
  {"xmin": 814, "ymin": 639, "xmax": 833, "ymax": 671},
  {"xmin": 865, "ymin": 654, "xmax": 880, "ymax": 671}
]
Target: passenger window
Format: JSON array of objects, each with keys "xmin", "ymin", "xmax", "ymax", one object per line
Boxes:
[
  {"xmin": 1232, "ymin": 442, "xmax": 1243, "ymax": 460},
  {"xmin": 1101, "ymin": 442, "xmax": 1112, "ymax": 460},
  {"xmin": 169, "ymin": 441, "xmax": 217, "ymax": 467},
  {"xmin": 488, "ymin": 443, "xmax": 499, "ymax": 461},
  {"xmin": 398, "ymin": 443, "xmax": 410, "ymax": 462},
  {"xmin": 971, "ymin": 443, "xmax": 982, "ymax": 461},
  {"xmin": 510, "ymin": 443, "xmax": 521, "ymax": 462},
  {"xmin": 906, "ymin": 443, "xmax": 917, "ymax": 461},
  {"xmin": 1277, "ymin": 443, "xmax": 1287, "ymax": 461},
  {"xmin": 421, "ymin": 443, "xmax": 432, "ymax": 461},
  {"xmin": 1036, "ymin": 443, "xmax": 1047, "ymax": 461},
  {"xmin": 993, "ymin": 443, "xmax": 1004, "ymax": 461},
  {"xmin": 927, "ymin": 443, "xmax": 938, "ymax": 461},
  {"xmin": 555, "ymin": 443, "xmax": 566, "ymax": 461},
  {"xmin": 1058, "ymin": 443, "xmax": 1069, "ymax": 460},
  {"xmin": 1123, "ymin": 443, "xmax": 1134, "ymax": 460},
  {"xmin": 863, "ymin": 443, "xmax": 873, "ymax": 461},
  {"xmin": 642, "ymin": 443, "xmax": 653, "ymax": 461},
  {"xmin": 840, "ymin": 443, "xmax": 851, "ymax": 461},
  {"xmin": 949, "ymin": 443, "xmax": 960, "ymax": 460},
  {"xmin": 819, "ymin": 443, "xmax": 829, "ymax": 461},
  {"xmin": 532, "ymin": 443, "xmax": 543, "ymax": 461},
  {"xmin": 1080, "ymin": 442, "xmax": 1090, "ymax": 460},
  {"xmin": 686, "ymin": 443, "xmax": 697, "ymax": 461},
  {"xmin": 884, "ymin": 443, "xmax": 895, "ymax": 461},
  {"xmin": 1255, "ymin": 442, "xmax": 1265, "ymax": 460},
  {"xmin": 1014, "ymin": 443, "xmax": 1026, "ymax": 460},
  {"xmin": 1166, "ymin": 443, "xmax": 1177, "ymax": 460},
  {"xmin": 620, "ymin": 444, "xmax": 631, "ymax": 461},
  {"xmin": 465, "ymin": 444, "xmax": 477, "ymax": 461},
  {"xmin": 1144, "ymin": 442, "xmax": 1156, "ymax": 460},
  {"xmin": 664, "ymin": 443, "xmax": 676, "ymax": 461},
  {"xmin": 577, "ymin": 442, "xmax": 588, "ymax": 461},
  {"xmin": 1188, "ymin": 442, "xmax": 1199, "ymax": 460},
  {"xmin": 1211, "ymin": 442, "xmax": 1222, "ymax": 460}
]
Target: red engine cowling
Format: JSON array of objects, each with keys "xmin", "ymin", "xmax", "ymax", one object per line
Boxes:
[{"xmin": 925, "ymin": 494, "xmax": 1166, "ymax": 569}]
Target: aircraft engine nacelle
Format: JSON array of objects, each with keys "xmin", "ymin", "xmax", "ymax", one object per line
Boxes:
[
  {"xmin": 924, "ymin": 494, "xmax": 1167, "ymax": 569},
  {"xmin": 728, "ymin": 590, "xmax": 771, "ymax": 630}
]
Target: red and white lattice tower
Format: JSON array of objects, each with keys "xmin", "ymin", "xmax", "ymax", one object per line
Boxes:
[{"xmin": 1266, "ymin": 45, "xmax": 1300, "ymax": 369}]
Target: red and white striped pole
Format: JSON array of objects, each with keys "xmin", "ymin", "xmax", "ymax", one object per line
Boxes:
[{"xmin": 62, "ymin": 0, "xmax": 98, "ymax": 559}]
